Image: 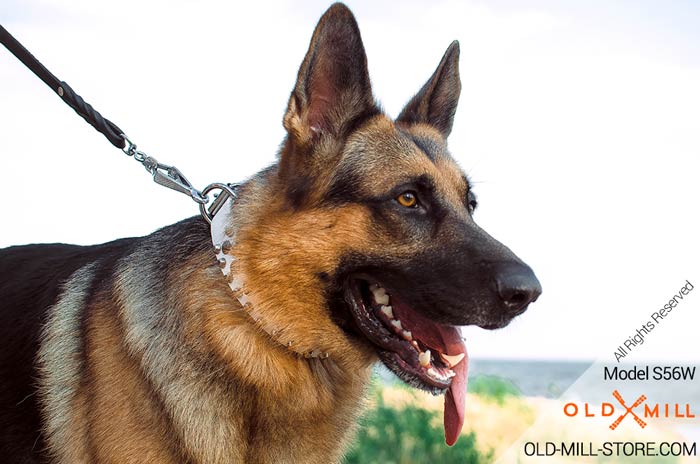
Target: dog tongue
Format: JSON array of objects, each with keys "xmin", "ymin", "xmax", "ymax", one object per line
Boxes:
[
  {"xmin": 391, "ymin": 301, "xmax": 468, "ymax": 446},
  {"xmin": 443, "ymin": 350, "xmax": 468, "ymax": 445}
]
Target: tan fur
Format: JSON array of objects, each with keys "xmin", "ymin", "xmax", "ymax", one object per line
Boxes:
[
  {"xmin": 341, "ymin": 118, "xmax": 468, "ymax": 205},
  {"xmin": 84, "ymin": 296, "xmax": 178, "ymax": 463}
]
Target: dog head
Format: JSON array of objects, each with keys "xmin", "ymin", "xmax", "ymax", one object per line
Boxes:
[{"xmin": 227, "ymin": 3, "xmax": 541, "ymax": 444}]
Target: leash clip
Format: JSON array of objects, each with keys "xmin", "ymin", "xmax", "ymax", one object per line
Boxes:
[
  {"xmin": 152, "ymin": 163, "xmax": 207, "ymax": 204},
  {"xmin": 119, "ymin": 132, "xmax": 209, "ymax": 204},
  {"xmin": 119, "ymin": 132, "xmax": 237, "ymax": 223}
]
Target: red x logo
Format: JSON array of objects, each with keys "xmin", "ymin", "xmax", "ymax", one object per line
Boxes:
[{"xmin": 610, "ymin": 390, "xmax": 647, "ymax": 430}]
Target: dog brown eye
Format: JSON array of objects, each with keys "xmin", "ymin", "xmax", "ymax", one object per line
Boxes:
[{"xmin": 396, "ymin": 191, "xmax": 418, "ymax": 208}]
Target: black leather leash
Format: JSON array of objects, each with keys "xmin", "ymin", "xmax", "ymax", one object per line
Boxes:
[
  {"xmin": 0, "ymin": 25, "xmax": 126, "ymax": 149},
  {"xmin": 0, "ymin": 24, "xmax": 238, "ymax": 223}
]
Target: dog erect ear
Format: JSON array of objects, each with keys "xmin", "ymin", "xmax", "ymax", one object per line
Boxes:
[
  {"xmin": 283, "ymin": 3, "xmax": 377, "ymax": 146},
  {"xmin": 397, "ymin": 41, "xmax": 461, "ymax": 137}
]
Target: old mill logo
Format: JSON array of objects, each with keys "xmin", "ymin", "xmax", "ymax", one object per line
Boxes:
[
  {"xmin": 564, "ymin": 390, "xmax": 696, "ymax": 429},
  {"xmin": 609, "ymin": 391, "xmax": 647, "ymax": 430}
]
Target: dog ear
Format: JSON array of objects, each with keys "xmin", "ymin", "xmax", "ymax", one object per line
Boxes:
[
  {"xmin": 283, "ymin": 3, "xmax": 377, "ymax": 146},
  {"xmin": 397, "ymin": 41, "xmax": 461, "ymax": 137}
]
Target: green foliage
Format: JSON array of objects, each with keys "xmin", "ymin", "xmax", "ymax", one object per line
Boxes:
[
  {"xmin": 468, "ymin": 375, "xmax": 520, "ymax": 405},
  {"xmin": 344, "ymin": 388, "xmax": 492, "ymax": 464}
]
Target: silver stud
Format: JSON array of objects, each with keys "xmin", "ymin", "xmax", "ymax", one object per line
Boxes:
[
  {"xmin": 229, "ymin": 276, "xmax": 243, "ymax": 291},
  {"xmin": 218, "ymin": 257, "xmax": 227, "ymax": 269},
  {"xmin": 237, "ymin": 293, "xmax": 250, "ymax": 306},
  {"xmin": 57, "ymin": 86, "xmax": 64, "ymax": 97},
  {"xmin": 221, "ymin": 240, "xmax": 232, "ymax": 254},
  {"xmin": 214, "ymin": 244, "xmax": 222, "ymax": 253}
]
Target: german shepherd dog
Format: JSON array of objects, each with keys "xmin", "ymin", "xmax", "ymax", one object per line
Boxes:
[{"xmin": 0, "ymin": 3, "xmax": 541, "ymax": 463}]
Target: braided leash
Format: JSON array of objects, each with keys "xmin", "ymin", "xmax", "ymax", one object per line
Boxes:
[{"xmin": 0, "ymin": 24, "xmax": 237, "ymax": 223}]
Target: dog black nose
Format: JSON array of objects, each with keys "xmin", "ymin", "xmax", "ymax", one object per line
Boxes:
[{"xmin": 494, "ymin": 262, "xmax": 542, "ymax": 314}]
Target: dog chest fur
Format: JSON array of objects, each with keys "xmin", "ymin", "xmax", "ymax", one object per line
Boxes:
[{"xmin": 15, "ymin": 217, "xmax": 371, "ymax": 463}]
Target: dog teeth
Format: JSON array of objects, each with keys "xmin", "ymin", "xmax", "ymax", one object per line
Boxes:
[
  {"xmin": 439, "ymin": 352, "xmax": 465, "ymax": 368},
  {"xmin": 402, "ymin": 330, "xmax": 412, "ymax": 341},
  {"xmin": 418, "ymin": 350, "xmax": 431, "ymax": 368},
  {"xmin": 380, "ymin": 305, "xmax": 394, "ymax": 319},
  {"xmin": 412, "ymin": 340, "xmax": 419, "ymax": 349},
  {"xmin": 390, "ymin": 320, "xmax": 402, "ymax": 331},
  {"xmin": 426, "ymin": 366, "xmax": 454, "ymax": 382},
  {"xmin": 371, "ymin": 286, "xmax": 390, "ymax": 305},
  {"xmin": 375, "ymin": 294, "xmax": 390, "ymax": 306}
]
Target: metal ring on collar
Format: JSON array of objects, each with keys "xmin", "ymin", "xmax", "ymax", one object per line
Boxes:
[{"xmin": 199, "ymin": 183, "xmax": 240, "ymax": 224}]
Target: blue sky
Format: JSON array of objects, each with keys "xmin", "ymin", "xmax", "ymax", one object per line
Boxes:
[{"xmin": 1, "ymin": 1, "xmax": 699, "ymax": 362}]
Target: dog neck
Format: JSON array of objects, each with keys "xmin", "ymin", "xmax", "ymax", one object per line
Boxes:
[{"xmin": 210, "ymin": 186, "xmax": 332, "ymax": 360}]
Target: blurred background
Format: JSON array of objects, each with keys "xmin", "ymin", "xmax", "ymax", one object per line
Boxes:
[{"xmin": 2, "ymin": 1, "xmax": 699, "ymax": 461}]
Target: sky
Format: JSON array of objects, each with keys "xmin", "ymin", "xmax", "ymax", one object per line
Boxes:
[{"xmin": 2, "ymin": 1, "xmax": 699, "ymax": 362}]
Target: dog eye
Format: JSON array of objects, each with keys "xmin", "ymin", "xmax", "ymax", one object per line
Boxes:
[
  {"xmin": 467, "ymin": 191, "xmax": 478, "ymax": 213},
  {"xmin": 396, "ymin": 191, "xmax": 418, "ymax": 208}
]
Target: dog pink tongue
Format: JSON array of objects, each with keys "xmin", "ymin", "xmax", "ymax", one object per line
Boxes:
[
  {"xmin": 443, "ymin": 343, "xmax": 468, "ymax": 446},
  {"xmin": 390, "ymin": 302, "xmax": 468, "ymax": 445}
]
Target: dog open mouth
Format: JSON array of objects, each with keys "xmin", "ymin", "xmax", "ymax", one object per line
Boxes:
[{"xmin": 345, "ymin": 278, "xmax": 468, "ymax": 446}]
